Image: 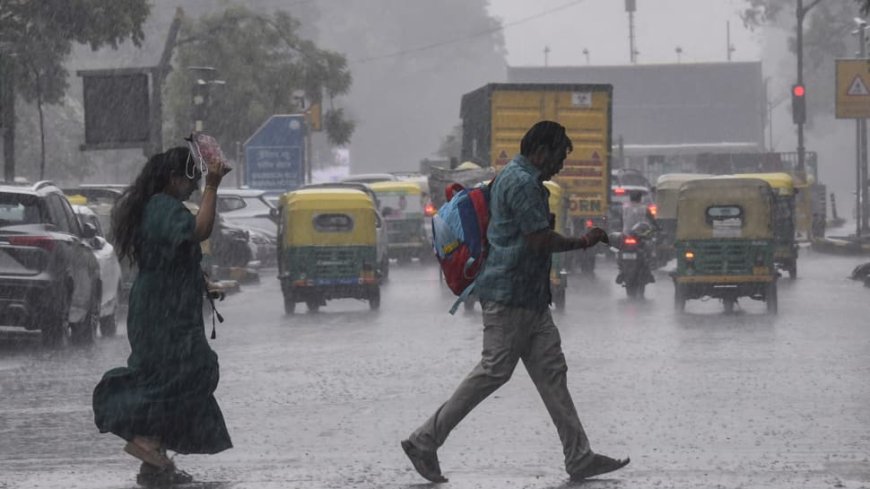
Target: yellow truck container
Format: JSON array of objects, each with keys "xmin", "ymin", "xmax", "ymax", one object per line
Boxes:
[{"xmin": 460, "ymin": 83, "xmax": 613, "ymax": 272}]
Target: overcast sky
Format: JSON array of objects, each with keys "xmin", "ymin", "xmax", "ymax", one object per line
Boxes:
[{"xmin": 488, "ymin": 0, "xmax": 762, "ymax": 67}]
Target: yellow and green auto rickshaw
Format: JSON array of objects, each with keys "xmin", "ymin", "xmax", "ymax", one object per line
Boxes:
[
  {"xmin": 733, "ymin": 172, "xmax": 798, "ymax": 279},
  {"xmin": 277, "ymin": 188, "xmax": 383, "ymax": 314},
  {"xmin": 654, "ymin": 173, "xmax": 711, "ymax": 266},
  {"xmin": 368, "ymin": 181, "xmax": 427, "ymax": 263},
  {"xmin": 544, "ymin": 180, "xmax": 569, "ymax": 310},
  {"xmin": 673, "ymin": 177, "xmax": 778, "ymax": 314}
]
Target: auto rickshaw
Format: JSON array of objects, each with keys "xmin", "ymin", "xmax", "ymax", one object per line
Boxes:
[
  {"xmin": 653, "ymin": 173, "xmax": 711, "ymax": 266},
  {"xmin": 544, "ymin": 180, "xmax": 569, "ymax": 310},
  {"xmin": 672, "ymin": 177, "xmax": 778, "ymax": 314},
  {"xmin": 368, "ymin": 181, "xmax": 426, "ymax": 263},
  {"xmin": 733, "ymin": 172, "xmax": 798, "ymax": 279},
  {"xmin": 277, "ymin": 188, "xmax": 383, "ymax": 313}
]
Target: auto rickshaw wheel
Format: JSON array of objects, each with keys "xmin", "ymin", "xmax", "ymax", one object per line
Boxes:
[
  {"xmin": 788, "ymin": 261, "xmax": 797, "ymax": 280},
  {"xmin": 306, "ymin": 299, "xmax": 320, "ymax": 313},
  {"xmin": 766, "ymin": 282, "xmax": 778, "ymax": 314},
  {"xmin": 723, "ymin": 297, "xmax": 736, "ymax": 314},
  {"xmin": 369, "ymin": 287, "xmax": 381, "ymax": 310},
  {"xmin": 380, "ymin": 257, "xmax": 390, "ymax": 281},
  {"xmin": 283, "ymin": 292, "xmax": 295, "ymax": 315},
  {"xmin": 674, "ymin": 284, "xmax": 686, "ymax": 312}
]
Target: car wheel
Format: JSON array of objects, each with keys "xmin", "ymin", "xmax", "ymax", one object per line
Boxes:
[
  {"xmin": 99, "ymin": 312, "xmax": 117, "ymax": 337},
  {"xmin": 41, "ymin": 288, "xmax": 70, "ymax": 347},
  {"xmin": 71, "ymin": 293, "xmax": 99, "ymax": 345}
]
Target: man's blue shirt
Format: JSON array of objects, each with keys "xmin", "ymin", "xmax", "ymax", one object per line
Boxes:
[{"xmin": 476, "ymin": 155, "xmax": 552, "ymax": 310}]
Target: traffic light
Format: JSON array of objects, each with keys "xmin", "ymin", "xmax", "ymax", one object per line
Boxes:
[{"xmin": 792, "ymin": 84, "xmax": 806, "ymax": 124}]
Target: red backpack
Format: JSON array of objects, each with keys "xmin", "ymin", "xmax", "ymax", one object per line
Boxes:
[{"xmin": 431, "ymin": 181, "xmax": 493, "ymax": 313}]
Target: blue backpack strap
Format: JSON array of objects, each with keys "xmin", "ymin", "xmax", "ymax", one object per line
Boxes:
[{"xmin": 449, "ymin": 282, "xmax": 476, "ymax": 315}]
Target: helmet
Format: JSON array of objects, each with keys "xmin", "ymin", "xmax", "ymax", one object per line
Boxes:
[{"xmin": 630, "ymin": 221, "xmax": 654, "ymax": 238}]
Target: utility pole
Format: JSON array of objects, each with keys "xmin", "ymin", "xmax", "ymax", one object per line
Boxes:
[
  {"xmin": 0, "ymin": 55, "xmax": 13, "ymax": 182},
  {"xmin": 544, "ymin": 45, "xmax": 550, "ymax": 67},
  {"xmin": 626, "ymin": 0, "xmax": 637, "ymax": 64},
  {"xmin": 675, "ymin": 46, "xmax": 683, "ymax": 63},
  {"xmin": 583, "ymin": 48, "xmax": 590, "ymax": 65},
  {"xmin": 854, "ymin": 19, "xmax": 869, "ymax": 235}
]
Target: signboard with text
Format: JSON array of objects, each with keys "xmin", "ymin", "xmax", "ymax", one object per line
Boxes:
[{"xmin": 243, "ymin": 115, "xmax": 305, "ymax": 191}]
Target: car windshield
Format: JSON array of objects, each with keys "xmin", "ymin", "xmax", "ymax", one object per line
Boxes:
[{"xmin": 0, "ymin": 194, "xmax": 43, "ymax": 226}]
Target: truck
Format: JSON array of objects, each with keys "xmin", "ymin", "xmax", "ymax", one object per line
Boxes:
[{"xmin": 459, "ymin": 83, "xmax": 614, "ymax": 272}]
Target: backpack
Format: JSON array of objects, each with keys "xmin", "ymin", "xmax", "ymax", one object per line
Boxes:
[{"xmin": 431, "ymin": 181, "xmax": 494, "ymax": 314}]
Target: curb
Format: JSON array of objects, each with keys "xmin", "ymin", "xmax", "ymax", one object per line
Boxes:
[{"xmin": 810, "ymin": 237, "xmax": 870, "ymax": 256}]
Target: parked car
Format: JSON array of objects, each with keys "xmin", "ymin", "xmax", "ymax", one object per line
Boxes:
[
  {"xmin": 216, "ymin": 188, "xmax": 277, "ymax": 266},
  {"xmin": 71, "ymin": 202, "xmax": 122, "ymax": 337},
  {"xmin": 0, "ymin": 181, "xmax": 101, "ymax": 345}
]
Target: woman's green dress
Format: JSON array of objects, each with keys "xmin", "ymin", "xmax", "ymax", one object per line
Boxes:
[{"xmin": 93, "ymin": 194, "xmax": 232, "ymax": 454}]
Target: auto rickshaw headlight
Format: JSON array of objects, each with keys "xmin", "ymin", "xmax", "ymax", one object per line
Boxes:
[{"xmin": 684, "ymin": 251, "xmax": 695, "ymax": 261}]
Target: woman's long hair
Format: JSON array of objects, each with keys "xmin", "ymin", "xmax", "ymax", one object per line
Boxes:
[{"xmin": 112, "ymin": 146, "xmax": 196, "ymax": 264}]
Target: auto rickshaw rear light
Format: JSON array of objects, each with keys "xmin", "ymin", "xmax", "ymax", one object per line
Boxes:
[
  {"xmin": 586, "ymin": 219, "xmax": 594, "ymax": 228},
  {"xmin": 648, "ymin": 204, "xmax": 657, "ymax": 217},
  {"xmin": 424, "ymin": 202, "xmax": 437, "ymax": 217},
  {"xmin": 614, "ymin": 187, "xmax": 626, "ymax": 195}
]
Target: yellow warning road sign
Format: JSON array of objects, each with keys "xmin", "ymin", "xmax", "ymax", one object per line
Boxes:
[{"xmin": 836, "ymin": 59, "xmax": 870, "ymax": 119}]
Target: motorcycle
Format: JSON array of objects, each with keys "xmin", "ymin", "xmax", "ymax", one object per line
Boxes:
[{"xmin": 612, "ymin": 222, "xmax": 656, "ymax": 299}]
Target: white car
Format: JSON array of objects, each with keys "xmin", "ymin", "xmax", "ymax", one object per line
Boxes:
[{"xmin": 72, "ymin": 204, "xmax": 122, "ymax": 336}]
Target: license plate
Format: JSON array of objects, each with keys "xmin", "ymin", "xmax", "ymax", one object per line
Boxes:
[{"xmin": 622, "ymin": 252, "xmax": 637, "ymax": 260}]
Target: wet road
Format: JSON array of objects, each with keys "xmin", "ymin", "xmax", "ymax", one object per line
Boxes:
[{"xmin": 1, "ymin": 248, "xmax": 869, "ymax": 489}]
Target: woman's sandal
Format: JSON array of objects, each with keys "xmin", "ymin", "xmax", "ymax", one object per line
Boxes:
[
  {"xmin": 137, "ymin": 463, "xmax": 194, "ymax": 486},
  {"xmin": 124, "ymin": 441, "xmax": 172, "ymax": 469}
]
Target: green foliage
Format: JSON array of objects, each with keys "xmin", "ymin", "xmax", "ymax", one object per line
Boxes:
[
  {"xmin": 164, "ymin": 6, "xmax": 353, "ymax": 148},
  {"xmin": 0, "ymin": 0, "xmax": 150, "ymax": 104}
]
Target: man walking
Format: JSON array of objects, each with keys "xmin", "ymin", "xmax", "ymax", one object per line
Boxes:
[{"xmin": 401, "ymin": 121, "xmax": 630, "ymax": 483}]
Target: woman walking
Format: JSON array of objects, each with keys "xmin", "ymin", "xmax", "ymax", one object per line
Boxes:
[{"xmin": 93, "ymin": 141, "xmax": 232, "ymax": 485}]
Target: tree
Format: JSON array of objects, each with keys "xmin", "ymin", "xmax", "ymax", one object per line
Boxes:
[
  {"xmin": 164, "ymin": 6, "xmax": 354, "ymax": 148},
  {"xmin": 309, "ymin": 0, "xmax": 507, "ymax": 172},
  {"xmin": 0, "ymin": 0, "xmax": 150, "ymax": 180}
]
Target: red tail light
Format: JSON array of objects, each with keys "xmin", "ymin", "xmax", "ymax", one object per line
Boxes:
[
  {"xmin": 585, "ymin": 219, "xmax": 594, "ymax": 228},
  {"xmin": 424, "ymin": 202, "xmax": 437, "ymax": 217},
  {"xmin": 624, "ymin": 237, "xmax": 638, "ymax": 246},
  {"xmin": 8, "ymin": 235, "xmax": 55, "ymax": 251},
  {"xmin": 648, "ymin": 204, "xmax": 657, "ymax": 217},
  {"xmin": 614, "ymin": 187, "xmax": 626, "ymax": 195}
]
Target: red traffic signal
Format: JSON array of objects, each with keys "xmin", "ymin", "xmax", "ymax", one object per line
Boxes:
[{"xmin": 792, "ymin": 84, "xmax": 806, "ymax": 124}]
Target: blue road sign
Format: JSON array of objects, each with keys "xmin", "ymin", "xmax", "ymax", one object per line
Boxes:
[{"xmin": 243, "ymin": 114, "xmax": 305, "ymax": 191}]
